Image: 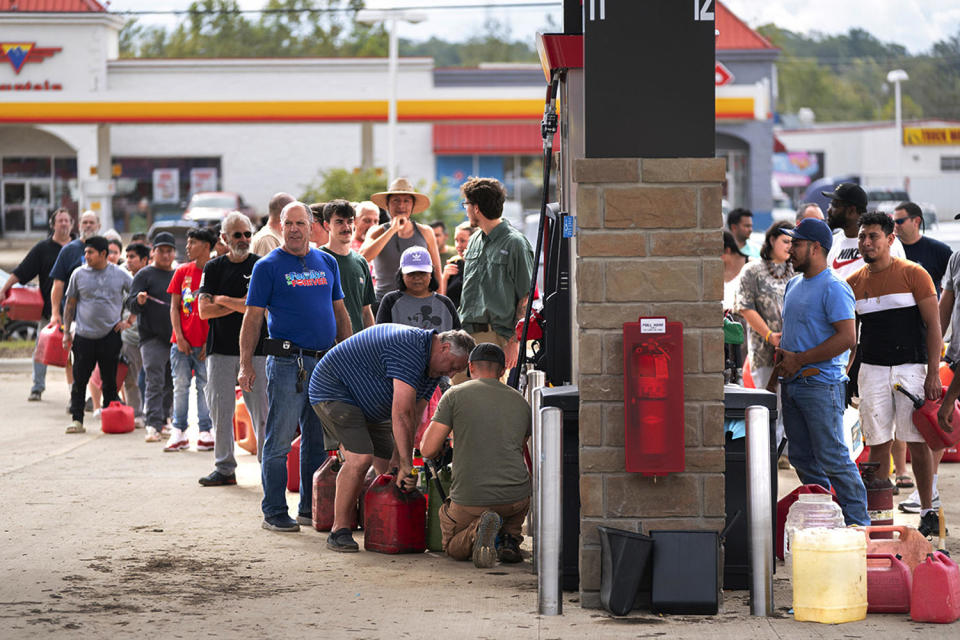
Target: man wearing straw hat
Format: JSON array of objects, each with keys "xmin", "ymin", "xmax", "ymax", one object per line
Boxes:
[{"xmin": 360, "ymin": 178, "xmax": 444, "ymax": 302}]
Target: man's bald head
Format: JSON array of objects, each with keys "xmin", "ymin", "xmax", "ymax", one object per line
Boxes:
[{"xmin": 268, "ymin": 192, "xmax": 295, "ymax": 221}]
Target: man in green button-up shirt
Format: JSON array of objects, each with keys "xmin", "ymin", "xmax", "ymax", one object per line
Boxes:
[{"xmin": 458, "ymin": 178, "xmax": 535, "ymax": 371}]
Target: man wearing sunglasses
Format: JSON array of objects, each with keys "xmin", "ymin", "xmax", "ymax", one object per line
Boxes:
[
  {"xmin": 196, "ymin": 212, "xmax": 269, "ymax": 486},
  {"xmin": 894, "ymin": 202, "xmax": 951, "ymax": 297}
]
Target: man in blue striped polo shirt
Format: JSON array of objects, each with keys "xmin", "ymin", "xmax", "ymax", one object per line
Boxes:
[{"xmin": 309, "ymin": 324, "xmax": 475, "ymax": 552}]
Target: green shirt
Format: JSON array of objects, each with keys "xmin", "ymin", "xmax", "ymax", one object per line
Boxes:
[
  {"xmin": 321, "ymin": 247, "xmax": 375, "ymax": 333},
  {"xmin": 458, "ymin": 220, "xmax": 535, "ymax": 340},
  {"xmin": 431, "ymin": 377, "xmax": 531, "ymax": 506}
]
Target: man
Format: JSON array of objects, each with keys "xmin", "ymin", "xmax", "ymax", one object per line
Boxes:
[
  {"xmin": 727, "ymin": 208, "xmax": 759, "ymax": 258},
  {"xmin": 458, "ymin": 177, "xmax": 535, "ymax": 371},
  {"xmin": 776, "ymin": 218, "xmax": 869, "ymax": 526},
  {"xmin": 309, "ymin": 325, "xmax": 474, "ymax": 551},
  {"xmin": 239, "ymin": 201, "xmax": 352, "ymax": 532},
  {"xmin": 308, "ymin": 203, "xmax": 330, "ymax": 248},
  {"xmin": 361, "ymin": 178, "xmax": 444, "ymax": 301},
  {"xmin": 420, "ymin": 343, "xmax": 530, "ymax": 567},
  {"xmin": 165, "ymin": 228, "xmax": 216, "ymax": 452},
  {"xmin": 795, "ymin": 203, "xmax": 824, "ymax": 224},
  {"xmin": 825, "ymin": 183, "xmax": 905, "ymax": 279},
  {"xmin": 251, "ymin": 192, "xmax": 293, "ymax": 257},
  {"xmin": 894, "ymin": 202, "xmax": 952, "ymax": 296},
  {"xmin": 50, "ymin": 210, "xmax": 100, "ymax": 330},
  {"xmin": 846, "ymin": 212, "xmax": 942, "ymax": 537},
  {"xmin": 0, "ymin": 207, "xmax": 73, "ymax": 401},
  {"xmin": 321, "ymin": 199, "xmax": 376, "ymax": 333},
  {"xmin": 197, "ymin": 212, "xmax": 269, "ymax": 486},
  {"xmin": 119, "ymin": 242, "xmax": 151, "ymax": 428},
  {"xmin": 352, "ymin": 201, "xmax": 380, "ymax": 253},
  {"xmin": 127, "ymin": 232, "xmax": 177, "ymax": 443},
  {"xmin": 62, "ymin": 236, "xmax": 133, "ymax": 434},
  {"xmin": 430, "ymin": 220, "xmax": 457, "ymax": 263}
]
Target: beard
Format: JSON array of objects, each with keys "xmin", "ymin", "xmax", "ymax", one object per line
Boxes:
[{"xmin": 862, "ymin": 253, "xmax": 876, "ymax": 264}]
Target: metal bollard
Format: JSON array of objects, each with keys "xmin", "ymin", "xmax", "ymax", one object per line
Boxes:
[
  {"xmin": 538, "ymin": 406, "xmax": 562, "ymax": 616},
  {"xmin": 527, "ymin": 370, "xmax": 546, "ymax": 574},
  {"xmin": 746, "ymin": 405, "xmax": 773, "ymax": 616}
]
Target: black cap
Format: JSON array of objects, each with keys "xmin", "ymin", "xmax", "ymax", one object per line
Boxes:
[
  {"xmin": 469, "ymin": 343, "xmax": 505, "ymax": 368},
  {"xmin": 821, "ymin": 182, "xmax": 867, "ymax": 211},
  {"xmin": 152, "ymin": 231, "xmax": 176, "ymax": 248}
]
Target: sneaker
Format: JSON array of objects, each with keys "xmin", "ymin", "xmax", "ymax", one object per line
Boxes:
[
  {"xmin": 327, "ymin": 527, "xmax": 359, "ymax": 552},
  {"xmin": 65, "ymin": 420, "xmax": 85, "ymax": 434},
  {"xmin": 27, "ymin": 390, "xmax": 42, "ymax": 402},
  {"xmin": 296, "ymin": 512, "xmax": 313, "ymax": 527},
  {"xmin": 498, "ymin": 533, "xmax": 523, "ymax": 564},
  {"xmin": 144, "ymin": 426, "xmax": 161, "ymax": 442},
  {"xmin": 472, "ymin": 511, "xmax": 502, "ymax": 568},
  {"xmin": 898, "ymin": 490, "xmax": 941, "ymax": 514},
  {"xmin": 92, "ymin": 408, "xmax": 101, "ymax": 419},
  {"xmin": 918, "ymin": 511, "xmax": 942, "ymax": 538},
  {"xmin": 196, "ymin": 431, "xmax": 215, "ymax": 451},
  {"xmin": 163, "ymin": 428, "xmax": 189, "ymax": 452},
  {"xmin": 134, "ymin": 416, "xmax": 145, "ymax": 429},
  {"xmin": 262, "ymin": 513, "xmax": 300, "ymax": 532},
  {"xmin": 84, "ymin": 397, "xmax": 93, "ymax": 413},
  {"xmin": 199, "ymin": 470, "xmax": 237, "ymax": 487},
  {"xmin": 160, "ymin": 424, "xmax": 172, "ymax": 437}
]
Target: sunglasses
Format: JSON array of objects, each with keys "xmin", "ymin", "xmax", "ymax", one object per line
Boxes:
[
  {"xmin": 893, "ymin": 217, "xmax": 917, "ymax": 226},
  {"xmin": 460, "ymin": 200, "xmax": 471, "ymax": 209},
  {"xmin": 232, "ymin": 231, "xmax": 252, "ymax": 239}
]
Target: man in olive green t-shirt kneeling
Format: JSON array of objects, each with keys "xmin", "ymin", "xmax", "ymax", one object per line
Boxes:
[{"xmin": 419, "ymin": 343, "xmax": 531, "ymax": 568}]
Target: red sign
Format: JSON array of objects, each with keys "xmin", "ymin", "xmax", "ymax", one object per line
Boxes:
[
  {"xmin": 715, "ymin": 61, "xmax": 734, "ymax": 86},
  {"xmin": 1, "ymin": 42, "xmax": 61, "ymax": 75}
]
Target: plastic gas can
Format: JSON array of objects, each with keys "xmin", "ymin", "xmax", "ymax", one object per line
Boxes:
[
  {"xmin": 792, "ymin": 527, "xmax": 867, "ymax": 624},
  {"xmin": 2, "ymin": 286, "xmax": 43, "ymax": 321},
  {"xmin": 36, "ymin": 321, "xmax": 69, "ymax": 367},
  {"xmin": 867, "ymin": 553, "xmax": 912, "ymax": 613},
  {"xmin": 363, "ymin": 473, "xmax": 426, "ymax": 554},
  {"xmin": 910, "ymin": 552, "xmax": 960, "ymax": 623},
  {"xmin": 783, "ymin": 493, "xmax": 843, "ymax": 571},
  {"xmin": 286, "ymin": 436, "xmax": 300, "ymax": 493},
  {"xmin": 311, "ymin": 455, "xmax": 358, "ymax": 531},
  {"xmin": 776, "ymin": 484, "xmax": 837, "ymax": 560},
  {"xmin": 101, "ymin": 401, "xmax": 135, "ymax": 434},
  {"xmin": 862, "ymin": 525, "xmax": 932, "ymax": 572},
  {"xmin": 356, "ymin": 467, "xmax": 377, "ymax": 530}
]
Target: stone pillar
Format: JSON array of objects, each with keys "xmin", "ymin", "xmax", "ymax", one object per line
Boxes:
[{"xmin": 574, "ymin": 157, "xmax": 727, "ymax": 608}]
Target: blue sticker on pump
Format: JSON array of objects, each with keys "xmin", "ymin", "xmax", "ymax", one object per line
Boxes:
[{"xmin": 562, "ymin": 215, "xmax": 575, "ymax": 238}]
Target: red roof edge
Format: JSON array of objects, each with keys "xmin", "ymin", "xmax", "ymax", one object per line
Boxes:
[
  {"xmin": 716, "ymin": 1, "xmax": 778, "ymax": 51},
  {"xmin": 1, "ymin": 0, "xmax": 106, "ymax": 12}
]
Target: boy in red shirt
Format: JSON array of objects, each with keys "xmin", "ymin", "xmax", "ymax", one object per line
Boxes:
[{"xmin": 165, "ymin": 228, "xmax": 216, "ymax": 452}]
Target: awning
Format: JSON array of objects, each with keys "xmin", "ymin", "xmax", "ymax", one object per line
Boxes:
[{"xmin": 433, "ymin": 123, "xmax": 557, "ymax": 155}]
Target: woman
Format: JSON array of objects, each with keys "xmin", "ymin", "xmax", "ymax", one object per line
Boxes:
[
  {"xmin": 440, "ymin": 221, "xmax": 475, "ymax": 309},
  {"xmin": 376, "ymin": 247, "xmax": 460, "ymax": 331}
]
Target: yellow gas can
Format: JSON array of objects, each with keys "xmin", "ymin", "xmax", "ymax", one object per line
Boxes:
[{"xmin": 792, "ymin": 527, "xmax": 867, "ymax": 623}]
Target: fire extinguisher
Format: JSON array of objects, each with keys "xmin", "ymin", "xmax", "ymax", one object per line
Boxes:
[{"xmin": 631, "ymin": 341, "xmax": 670, "ymax": 456}]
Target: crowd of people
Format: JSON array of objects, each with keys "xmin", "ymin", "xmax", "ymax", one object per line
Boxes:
[
  {"xmin": 723, "ymin": 183, "xmax": 954, "ymax": 538},
  {"xmin": 2, "ymin": 176, "xmax": 535, "ymax": 568}
]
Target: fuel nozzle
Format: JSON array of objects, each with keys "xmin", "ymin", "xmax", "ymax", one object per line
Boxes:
[{"xmin": 893, "ymin": 383, "xmax": 925, "ymax": 409}]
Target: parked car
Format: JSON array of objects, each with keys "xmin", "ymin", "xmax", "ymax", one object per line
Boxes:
[
  {"xmin": 182, "ymin": 191, "xmax": 258, "ymax": 225},
  {"xmin": 0, "ymin": 268, "xmax": 40, "ymax": 342}
]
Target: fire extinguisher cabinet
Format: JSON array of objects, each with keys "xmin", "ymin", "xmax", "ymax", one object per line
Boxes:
[
  {"xmin": 722, "ymin": 384, "xmax": 778, "ymax": 590},
  {"xmin": 622, "ymin": 317, "xmax": 684, "ymax": 475}
]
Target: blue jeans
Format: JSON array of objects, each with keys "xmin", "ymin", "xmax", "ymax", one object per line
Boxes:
[
  {"xmin": 781, "ymin": 378, "xmax": 869, "ymax": 526},
  {"xmin": 31, "ymin": 322, "xmax": 48, "ymax": 393},
  {"xmin": 170, "ymin": 345, "xmax": 212, "ymax": 432},
  {"xmin": 260, "ymin": 354, "xmax": 332, "ymax": 518}
]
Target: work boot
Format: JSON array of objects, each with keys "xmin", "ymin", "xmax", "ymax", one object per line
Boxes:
[
  {"xmin": 498, "ymin": 533, "xmax": 523, "ymax": 563},
  {"xmin": 472, "ymin": 511, "xmax": 502, "ymax": 568},
  {"xmin": 327, "ymin": 528, "xmax": 359, "ymax": 552}
]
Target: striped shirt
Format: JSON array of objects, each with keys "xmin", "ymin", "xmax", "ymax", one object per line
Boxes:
[
  {"xmin": 308, "ymin": 324, "xmax": 440, "ymax": 422},
  {"xmin": 847, "ymin": 258, "xmax": 936, "ymax": 366}
]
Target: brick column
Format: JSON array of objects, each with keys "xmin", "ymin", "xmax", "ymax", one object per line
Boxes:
[{"xmin": 574, "ymin": 157, "xmax": 726, "ymax": 608}]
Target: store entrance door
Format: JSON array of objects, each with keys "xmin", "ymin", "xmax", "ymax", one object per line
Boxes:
[{"xmin": 2, "ymin": 179, "xmax": 52, "ymax": 235}]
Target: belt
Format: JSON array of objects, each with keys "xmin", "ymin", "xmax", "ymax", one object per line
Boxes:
[
  {"xmin": 465, "ymin": 322, "xmax": 492, "ymax": 333},
  {"xmin": 263, "ymin": 337, "xmax": 327, "ymax": 360}
]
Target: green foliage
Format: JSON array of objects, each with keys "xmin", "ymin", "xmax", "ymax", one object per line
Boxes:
[
  {"xmin": 420, "ymin": 177, "xmax": 466, "ymax": 232},
  {"xmin": 300, "ymin": 167, "xmax": 387, "ymax": 204}
]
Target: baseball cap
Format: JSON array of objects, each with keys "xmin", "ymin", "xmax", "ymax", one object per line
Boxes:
[
  {"xmin": 400, "ymin": 246, "xmax": 432, "ymax": 274},
  {"xmin": 469, "ymin": 343, "xmax": 506, "ymax": 368},
  {"xmin": 783, "ymin": 218, "xmax": 833, "ymax": 252},
  {"xmin": 152, "ymin": 231, "xmax": 176, "ymax": 248},
  {"xmin": 821, "ymin": 182, "xmax": 867, "ymax": 210}
]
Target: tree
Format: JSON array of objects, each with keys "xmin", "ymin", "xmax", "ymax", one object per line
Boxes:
[{"xmin": 300, "ymin": 167, "xmax": 386, "ymax": 204}]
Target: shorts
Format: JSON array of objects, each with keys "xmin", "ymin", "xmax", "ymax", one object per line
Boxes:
[
  {"xmin": 312, "ymin": 400, "xmax": 394, "ymax": 459},
  {"xmin": 857, "ymin": 362, "xmax": 927, "ymax": 445}
]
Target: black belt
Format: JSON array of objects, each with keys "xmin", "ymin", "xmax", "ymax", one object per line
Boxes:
[
  {"xmin": 465, "ymin": 322, "xmax": 492, "ymax": 333},
  {"xmin": 263, "ymin": 337, "xmax": 328, "ymax": 360}
]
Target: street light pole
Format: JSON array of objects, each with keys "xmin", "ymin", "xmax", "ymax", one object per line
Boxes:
[{"xmin": 887, "ymin": 69, "xmax": 909, "ymax": 190}]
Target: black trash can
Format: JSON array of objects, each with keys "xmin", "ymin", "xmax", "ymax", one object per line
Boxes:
[
  {"xmin": 598, "ymin": 526, "xmax": 653, "ymax": 616},
  {"xmin": 722, "ymin": 384, "xmax": 778, "ymax": 590}
]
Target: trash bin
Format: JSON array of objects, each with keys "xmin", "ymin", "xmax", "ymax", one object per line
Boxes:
[{"xmin": 598, "ymin": 526, "xmax": 653, "ymax": 616}]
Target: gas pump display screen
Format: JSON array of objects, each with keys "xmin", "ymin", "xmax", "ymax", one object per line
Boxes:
[{"xmin": 584, "ymin": 0, "xmax": 716, "ymax": 158}]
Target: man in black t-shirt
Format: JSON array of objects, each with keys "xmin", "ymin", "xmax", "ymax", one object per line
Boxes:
[
  {"xmin": 196, "ymin": 212, "xmax": 269, "ymax": 486},
  {"xmin": 0, "ymin": 208, "xmax": 74, "ymax": 401},
  {"xmin": 894, "ymin": 201, "xmax": 952, "ymax": 296}
]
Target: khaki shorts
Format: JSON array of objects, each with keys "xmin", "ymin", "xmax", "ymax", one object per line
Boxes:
[
  {"xmin": 858, "ymin": 362, "xmax": 927, "ymax": 445},
  {"xmin": 312, "ymin": 400, "xmax": 394, "ymax": 459}
]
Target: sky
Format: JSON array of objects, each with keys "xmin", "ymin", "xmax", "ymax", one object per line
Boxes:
[{"xmin": 106, "ymin": 0, "xmax": 960, "ymax": 54}]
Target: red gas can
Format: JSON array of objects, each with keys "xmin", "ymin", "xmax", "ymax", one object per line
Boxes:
[
  {"xmin": 90, "ymin": 362, "xmax": 129, "ymax": 392},
  {"xmin": 101, "ymin": 401, "xmax": 135, "ymax": 434},
  {"xmin": 362, "ymin": 473, "xmax": 426, "ymax": 554},
  {"xmin": 867, "ymin": 553, "xmax": 912, "ymax": 613},
  {"xmin": 286, "ymin": 436, "xmax": 300, "ymax": 493},
  {"xmin": 35, "ymin": 321, "xmax": 69, "ymax": 367},
  {"xmin": 356, "ymin": 467, "xmax": 377, "ymax": 530},
  {"xmin": 2, "ymin": 286, "xmax": 43, "ymax": 321},
  {"xmin": 894, "ymin": 384, "xmax": 960, "ymax": 451},
  {"xmin": 311, "ymin": 455, "xmax": 359, "ymax": 531},
  {"xmin": 911, "ymin": 552, "xmax": 960, "ymax": 623},
  {"xmin": 776, "ymin": 484, "xmax": 835, "ymax": 560}
]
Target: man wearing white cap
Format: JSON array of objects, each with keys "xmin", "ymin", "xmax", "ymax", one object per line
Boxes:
[{"xmin": 360, "ymin": 178, "xmax": 443, "ymax": 302}]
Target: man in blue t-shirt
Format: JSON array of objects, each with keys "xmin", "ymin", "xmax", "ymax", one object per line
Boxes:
[
  {"xmin": 308, "ymin": 324, "xmax": 474, "ymax": 552},
  {"xmin": 239, "ymin": 201, "xmax": 352, "ymax": 533},
  {"xmin": 777, "ymin": 218, "xmax": 869, "ymax": 526}
]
